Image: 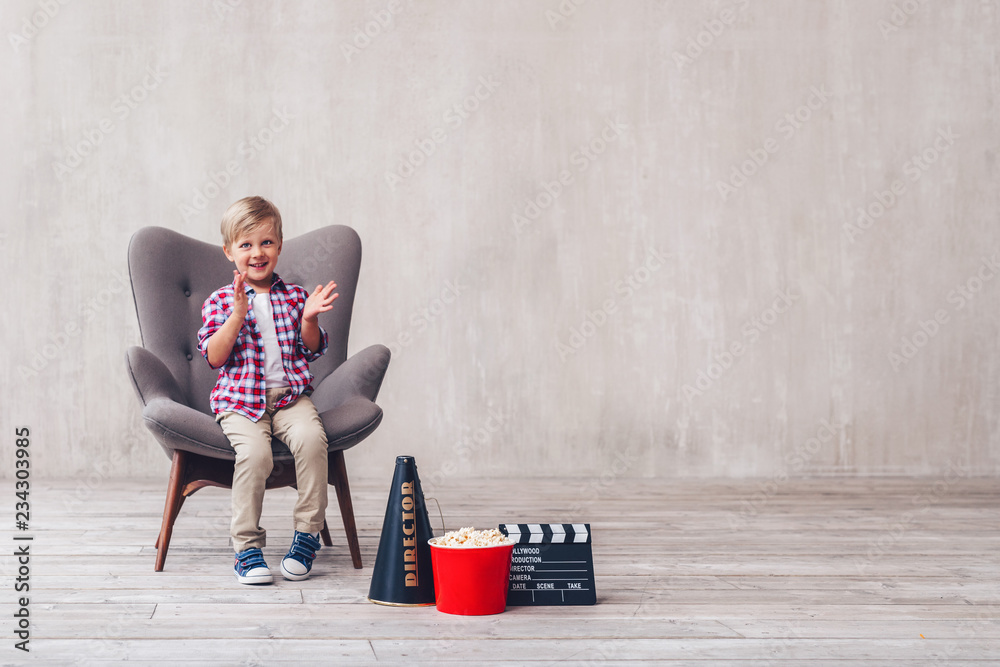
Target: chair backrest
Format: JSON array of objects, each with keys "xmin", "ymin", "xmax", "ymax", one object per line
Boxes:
[{"xmin": 128, "ymin": 225, "xmax": 361, "ymax": 415}]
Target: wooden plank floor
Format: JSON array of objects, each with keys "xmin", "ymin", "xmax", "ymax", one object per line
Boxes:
[{"xmin": 6, "ymin": 475, "xmax": 1000, "ymax": 664}]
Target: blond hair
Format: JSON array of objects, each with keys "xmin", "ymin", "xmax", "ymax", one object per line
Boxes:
[{"xmin": 220, "ymin": 196, "xmax": 283, "ymax": 248}]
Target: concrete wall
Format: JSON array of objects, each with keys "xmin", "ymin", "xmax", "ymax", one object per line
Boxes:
[{"xmin": 3, "ymin": 0, "xmax": 999, "ymax": 482}]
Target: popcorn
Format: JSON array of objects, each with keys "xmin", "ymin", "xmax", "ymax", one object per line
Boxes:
[{"xmin": 436, "ymin": 526, "xmax": 513, "ymax": 547}]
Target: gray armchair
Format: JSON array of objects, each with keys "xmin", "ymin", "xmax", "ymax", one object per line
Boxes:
[{"xmin": 126, "ymin": 225, "xmax": 389, "ymax": 571}]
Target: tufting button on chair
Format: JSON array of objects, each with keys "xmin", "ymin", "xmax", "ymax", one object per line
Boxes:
[{"xmin": 125, "ymin": 225, "xmax": 389, "ymax": 571}]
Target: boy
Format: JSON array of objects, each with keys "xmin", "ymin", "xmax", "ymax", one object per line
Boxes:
[{"xmin": 197, "ymin": 196, "xmax": 339, "ymax": 584}]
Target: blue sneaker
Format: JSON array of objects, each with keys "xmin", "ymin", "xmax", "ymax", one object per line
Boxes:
[
  {"xmin": 281, "ymin": 531, "xmax": 321, "ymax": 581},
  {"xmin": 234, "ymin": 547, "xmax": 272, "ymax": 585}
]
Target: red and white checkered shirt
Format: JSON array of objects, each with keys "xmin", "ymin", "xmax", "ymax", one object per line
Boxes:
[{"xmin": 197, "ymin": 274, "xmax": 328, "ymax": 422}]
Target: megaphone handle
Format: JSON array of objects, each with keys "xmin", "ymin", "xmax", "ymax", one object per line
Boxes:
[{"xmin": 424, "ymin": 496, "xmax": 446, "ymax": 535}]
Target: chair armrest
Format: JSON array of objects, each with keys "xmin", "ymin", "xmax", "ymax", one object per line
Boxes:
[
  {"xmin": 311, "ymin": 344, "xmax": 390, "ymax": 412},
  {"xmin": 317, "ymin": 396, "xmax": 384, "ymax": 451},
  {"xmin": 142, "ymin": 396, "xmax": 233, "ymax": 458},
  {"xmin": 126, "ymin": 346, "xmax": 186, "ymax": 407}
]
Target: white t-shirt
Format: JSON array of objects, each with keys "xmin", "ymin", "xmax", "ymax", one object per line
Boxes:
[{"xmin": 251, "ymin": 293, "xmax": 289, "ymax": 388}]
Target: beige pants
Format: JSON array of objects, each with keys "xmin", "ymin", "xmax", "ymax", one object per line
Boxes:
[{"xmin": 218, "ymin": 388, "xmax": 329, "ymax": 553}]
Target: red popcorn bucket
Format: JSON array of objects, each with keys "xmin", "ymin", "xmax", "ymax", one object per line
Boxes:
[{"xmin": 428, "ymin": 537, "xmax": 515, "ymax": 615}]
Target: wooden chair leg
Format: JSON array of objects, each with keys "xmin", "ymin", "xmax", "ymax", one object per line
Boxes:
[
  {"xmin": 320, "ymin": 520, "xmax": 333, "ymax": 547},
  {"xmin": 155, "ymin": 450, "xmax": 187, "ymax": 572},
  {"xmin": 330, "ymin": 450, "xmax": 362, "ymax": 569},
  {"xmin": 154, "ymin": 493, "xmax": 187, "ymax": 550}
]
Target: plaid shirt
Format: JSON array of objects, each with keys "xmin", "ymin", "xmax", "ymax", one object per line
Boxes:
[{"xmin": 197, "ymin": 274, "xmax": 328, "ymax": 421}]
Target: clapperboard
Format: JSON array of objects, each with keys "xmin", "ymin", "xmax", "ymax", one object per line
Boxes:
[{"xmin": 499, "ymin": 523, "xmax": 596, "ymax": 605}]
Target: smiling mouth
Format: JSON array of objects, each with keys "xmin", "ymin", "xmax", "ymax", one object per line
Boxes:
[{"xmin": 249, "ymin": 261, "xmax": 268, "ymax": 270}]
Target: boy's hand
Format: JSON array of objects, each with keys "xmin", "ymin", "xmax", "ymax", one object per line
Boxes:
[
  {"xmin": 205, "ymin": 270, "xmax": 250, "ymax": 368},
  {"xmin": 303, "ymin": 280, "xmax": 339, "ymax": 322},
  {"xmin": 231, "ymin": 270, "xmax": 249, "ymax": 319}
]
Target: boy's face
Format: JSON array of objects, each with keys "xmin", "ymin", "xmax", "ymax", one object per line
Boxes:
[{"xmin": 223, "ymin": 219, "xmax": 282, "ymax": 291}]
